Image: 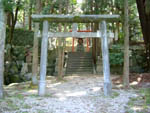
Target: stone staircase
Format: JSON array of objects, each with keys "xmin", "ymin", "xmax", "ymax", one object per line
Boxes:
[{"xmin": 66, "ymin": 52, "xmax": 94, "ymax": 74}]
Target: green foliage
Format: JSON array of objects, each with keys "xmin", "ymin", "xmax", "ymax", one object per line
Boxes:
[
  {"xmin": 3, "ymin": 0, "xmax": 14, "ymax": 12},
  {"xmin": 6, "ymin": 28, "xmax": 34, "ymax": 46},
  {"xmin": 111, "ymin": 91, "xmax": 120, "ymax": 98},
  {"xmin": 6, "ymin": 99, "xmax": 19, "ymax": 110},
  {"xmin": 139, "ymin": 88, "xmax": 150, "ymax": 105},
  {"xmin": 15, "ymin": 94, "xmax": 24, "ymax": 100},
  {"xmin": 130, "ymin": 49, "xmax": 147, "ymax": 73},
  {"xmin": 145, "ymin": 88, "xmax": 150, "ymax": 105},
  {"xmin": 3, "ymin": 0, "xmax": 25, "ymax": 12},
  {"xmin": 127, "ymin": 88, "xmax": 150, "ymax": 112},
  {"xmin": 4, "ymin": 45, "xmax": 32, "ymax": 85},
  {"xmin": 4, "ymin": 29, "xmax": 34, "ymax": 85},
  {"xmin": 145, "ymin": 0, "xmax": 150, "ymax": 15},
  {"xmin": 23, "ymin": 104, "xmax": 32, "ymax": 109},
  {"xmin": 109, "ymin": 44, "xmax": 124, "ymax": 66},
  {"xmin": 42, "ymin": 4, "xmax": 51, "ymax": 14},
  {"xmin": 71, "ymin": 0, "xmax": 77, "ymax": 4}
]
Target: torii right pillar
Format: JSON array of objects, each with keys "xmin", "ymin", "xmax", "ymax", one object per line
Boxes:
[{"xmin": 100, "ymin": 21, "xmax": 112, "ymax": 96}]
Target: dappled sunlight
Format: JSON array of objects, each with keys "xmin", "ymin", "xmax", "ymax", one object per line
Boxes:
[
  {"xmin": 54, "ymin": 90, "xmax": 87, "ymax": 101},
  {"xmin": 116, "ymin": 84, "xmax": 123, "ymax": 88},
  {"xmin": 92, "ymin": 87, "xmax": 101, "ymax": 92},
  {"xmin": 64, "ymin": 90, "xmax": 71, "ymax": 93},
  {"xmin": 77, "ymin": 0, "xmax": 83, "ymax": 3},
  {"xmin": 47, "ymin": 82, "xmax": 62, "ymax": 88},
  {"xmin": 130, "ymin": 81, "xmax": 138, "ymax": 86},
  {"xmin": 58, "ymin": 97, "xmax": 67, "ymax": 101},
  {"xmin": 130, "ymin": 74, "xmax": 143, "ymax": 86},
  {"xmin": 131, "ymin": 106, "xmax": 144, "ymax": 111},
  {"xmin": 27, "ymin": 89, "xmax": 37, "ymax": 94},
  {"xmin": 65, "ymin": 75, "xmax": 81, "ymax": 80},
  {"xmin": 65, "ymin": 91, "xmax": 87, "ymax": 97},
  {"xmin": 55, "ymin": 93, "xmax": 64, "ymax": 97},
  {"xmin": 8, "ymin": 83, "xmax": 19, "ymax": 87},
  {"xmin": 55, "ymin": 91, "xmax": 87, "ymax": 98}
]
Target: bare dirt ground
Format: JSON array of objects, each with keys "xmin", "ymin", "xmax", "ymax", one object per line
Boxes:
[
  {"xmin": 0, "ymin": 74, "xmax": 149, "ymax": 113},
  {"xmin": 112, "ymin": 73, "xmax": 150, "ymax": 88}
]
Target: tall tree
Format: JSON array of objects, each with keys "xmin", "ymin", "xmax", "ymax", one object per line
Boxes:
[
  {"xmin": 28, "ymin": 0, "xmax": 33, "ymax": 30},
  {"xmin": 136, "ymin": 0, "xmax": 150, "ymax": 71},
  {"xmin": 57, "ymin": 0, "xmax": 64, "ymax": 79},
  {"xmin": 0, "ymin": 0, "xmax": 6, "ymax": 98},
  {"xmin": 123, "ymin": 0, "xmax": 129, "ymax": 88},
  {"xmin": 3, "ymin": 0, "xmax": 22, "ymax": 61},
  {"xmin": 32, "ymin": 0, "xmax": 41, "ymax": 85}
]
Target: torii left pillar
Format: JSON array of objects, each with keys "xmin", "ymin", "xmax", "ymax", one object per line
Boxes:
[{"xmin": 38, "ymin": 20, "xmax": 49, "ymax": 96}]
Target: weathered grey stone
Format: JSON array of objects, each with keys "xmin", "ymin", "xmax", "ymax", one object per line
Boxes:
[
  {"xmin": 24, "ymin": 73, "xmax": 32, "ymax": 81},
  {"xmin": 32, "ymin": 23, "xmax": 39, "ymax": 85},
  {"xmin": 100, "ymin": 21, "xmax": 112, "ymax": 96},
  {"xmin": 32, "ymin": 14, "xmax": 120, "ymax": 23},
  {"xmin": 38, "ymin": 20, "xmax": 49, "ymax": 96},
  {"xmin": 0, "ymin": 0, "xmax": 6, "ymax": 98}
]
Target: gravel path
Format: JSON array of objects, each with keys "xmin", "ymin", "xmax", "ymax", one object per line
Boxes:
[{"xmin": 1, "ymin": 75, "xmax": 138, "ymax": 113}]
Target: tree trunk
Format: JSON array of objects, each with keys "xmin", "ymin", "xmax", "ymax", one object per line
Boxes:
[
  {"xmin": 136, "ymin": 0, "xmax": 150, "ymax": 71},
  {"xmin": 91, "ymin": 23, "xmax": 97, "ymax": 64},
  {"xmin": 28, "ymin": 0, "xmax": 32, "ymax": 30},
  {"xmin": 0, "ymin": 0, "xmax": 6, "ymax": 98},
  {"xmin": 7, "ymin": 12, "xmax": 11, "ymax": 27},
  {"xmin": 31, "ymin": 0, "xmax": 41, "ymax": 85},
  {"xmin": 7, "ymin": 0, "xmax": 20, "ymax": 61},
  {"xmin": 123, "ymin": 0, "xmax": 129, "ymax": 88},
  {"xmin": 32, "ymin": 23, "xmax": 39, "ymax": 85},
  {"xmin": 57, "ymin": 2, "xmax": 64, "ymax": 79}
]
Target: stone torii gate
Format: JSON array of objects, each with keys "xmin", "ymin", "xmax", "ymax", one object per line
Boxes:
[{"xmin": 31, "ymin": 14, "xmax": 120, "ymax": 96}]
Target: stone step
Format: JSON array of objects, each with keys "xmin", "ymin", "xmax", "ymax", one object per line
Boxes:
[
  {"xmin": 67, "ymin": 62, "xmax": 92, "ymax": 65},
  {"xmin": 67, "ymin": 63, "xmax": 92, "ymax": 67},
  {"xmin": 68, "ymin": 52, "xmax": 92, "ymax": 55},
  {"xmin": 66, "ymin": 72, "xmax": 93, "ymax": 74},
  {"xmin": 68, "ymin": 56, "xmax": 92, "ymax": 59},
  {"xmin": 68, "ymin": 59, "xmax": 93, "ymax": 62},
  {"xmin": 66, "ymin": 52, "xmax": 93, "ymax": 74},
  {"xmin": 68, "ymin": 53, "xmax": 92, "ymax": 57},
  {"xmin": 67, "ymin": 66, "xmax": 93, "ymax": 69},
  {"xmin": 66, "ymin": 69, "xmax": 93, "ymax": 72}
]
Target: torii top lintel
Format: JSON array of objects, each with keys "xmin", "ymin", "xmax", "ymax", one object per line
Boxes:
[{"xmin": 31, "ymin": 14, "xmax": 120, "ymax": 23}]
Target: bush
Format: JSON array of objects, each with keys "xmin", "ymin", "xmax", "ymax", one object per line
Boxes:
[
  {"xmin": 130, "ymin": 49, "xmax": 147, "ymax": 73},
  {"xmin": 109, "ymin": 44, "xmax": 124, "ymax": 74},
  {"xmin": 6, "ymin": 28, "xmax": 34, "ymax": 46},
  {"xmin": 109, "ymin": 44, "xmax": 124, "ymax": 67}
]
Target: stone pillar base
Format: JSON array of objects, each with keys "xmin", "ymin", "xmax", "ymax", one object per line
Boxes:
[
  {"xmin": 38, "ymin": 81, "xmax": 46, "ymax": 96},
  {"xmin": 104, "ymin": 82, "xmax": 112, "ymax": 96}
]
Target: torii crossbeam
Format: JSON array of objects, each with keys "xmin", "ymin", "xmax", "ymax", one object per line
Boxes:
[{"xmin": 32, "ymin": 14, "xmax": 120, "ymax": 96}]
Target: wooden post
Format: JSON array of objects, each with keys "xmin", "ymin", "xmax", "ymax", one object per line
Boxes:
[
  {"xmin": 123, "ymin": 0, "xmax": 129, "ymax": 88},
  {"xmin": 38, "ymin": 20, "xmax": 49, "ymax": 96},
  {"xmin": 72, "ymin": 23, "xmax": 78, "ymax": 32},
  {"xmin": 86, "ymin": 38, "xmax": 89, "ymax": 52},
  {"xmin": 72, "ymin": 23, "xmax": 77, "ymax": 52},
  {"xmin": 72, "ymin": 38, "xmax": 75, "ymax": 52},
  {"xmin": 32, "ymin": 23, "xmax": 39, "ymax": 85},
  {"xmin": 100, "ymin": 21, "xmax": 112, "ymax": 96}
]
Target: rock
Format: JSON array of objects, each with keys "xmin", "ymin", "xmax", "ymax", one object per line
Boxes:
[
  {"xmin": 24, "ymin": 73, "xmax": 32, "ymax": 81},
  {"xmin": 21, "ymin": 63, "xmax": 28, "ymax": 75}
]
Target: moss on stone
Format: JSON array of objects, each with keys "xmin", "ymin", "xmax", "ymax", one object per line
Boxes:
[{"xmin": 29, "ymin": 83, "xmax": 38, "ymax": 89}]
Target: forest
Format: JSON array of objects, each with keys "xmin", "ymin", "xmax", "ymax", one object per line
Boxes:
[{"xmin": 0, "ymin": 0, "xmax": 150, "ymax": 113}]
